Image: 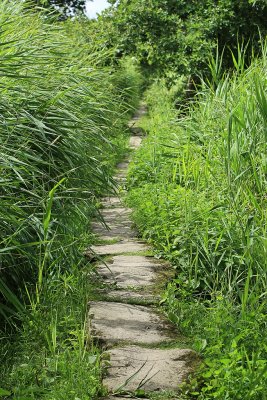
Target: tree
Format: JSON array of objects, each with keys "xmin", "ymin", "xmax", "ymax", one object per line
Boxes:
[
  {"xmin": 34, "ymin": 0, "xmax": 87, "ymax": 16},
  {"xmin": 99, "ymin": 0, "xmax": 267, "ymax": 80}
]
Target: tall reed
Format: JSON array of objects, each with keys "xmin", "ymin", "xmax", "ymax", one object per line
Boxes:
[{"xmin": 0, "ymin": 0, "xmax": 142, "ymax": 321}]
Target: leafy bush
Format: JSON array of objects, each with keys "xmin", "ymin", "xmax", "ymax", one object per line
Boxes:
[
  {"xmin": 127, "ymin": 49, "xmax": 267, "ymax": 398},
  {"xmin": 98, "ymin": 0, "xmax": 267, "ymax": 82}
]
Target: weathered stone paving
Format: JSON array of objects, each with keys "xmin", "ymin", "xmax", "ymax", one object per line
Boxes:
[
  {"xmin": 104, "ymin": 346, "xmax": 199, "ymax": 392},
  {"xmin": 97, "ymin": 255, "xmax": 160, "ymax": 288},
  {"xmin": 101, "ymin": 197, "xmax": 123, "ymax": 208},
  {"xmin": 91, "ymin": 210, "xmax": 136, "ymax": 240},
  {"xmin": 129, "ymin": 135, "xmax": 142, "ymax": 149},
  {"xmin": 102, "ymin": 289, "xmax": 157, "ymax": 303},
  {"xmin": 89, "ymin": 301, "xmax": 174, "ymax": 344},
  {"xmin": 88, "ymin": 240, "xmax": 149, "ymax": 256},
  {"xmin": 87, "ymin": 104, "xmax": 199, "ymax": 399},
  {"xmin": 104, "ymin": 398, "xmax": 149, "ymax": 400}
]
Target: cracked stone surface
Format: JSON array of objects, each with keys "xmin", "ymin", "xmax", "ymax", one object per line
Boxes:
[
  {"xmin": 116, "ymin": 161, "xmax": 129, "ymax": 170},
  {"xmin": 101, "ymin": 197, "xmax": 122, "ymax": 208},
  {"xmin": 129, "ymin": 136, "xmax": 142, "ymax": 149},
  {"xmin": 92, "ymin": 222, "xmax": 136, "ymax": 240},
  {"xmin": 89, "ymin": 301, "xmax": 174, "ymax": 344},
  {"xmin": 97, "ymin": 255, "xmax": 159, "ymax": 288},
  {"xmin": 88, "ymin": 241, "xmax": 149, "ymax": 256},
  {"xmin": 128, "ymin": 105, "xmax": 147, "ymax": 127},
  {"xmin": 92, "ymin": 208, "xmax": 136, "ymax": 239},
  {"xmin": 103, "ymin": 346, "xmax": 199, "ymax": 392},
  {"xmin": 100, "ymin": 208, "xmax": 131, "ymax": 217},
  {"xmin": 101, "ymin": 290, "xmax": 157, "ymax": 303},
  {"xmin": 115, "ymin": 172, "xmax": 127, "ymax": 179},
  {"xmin": 103, "ymin": 398, "xmax": 148, "ymax": 400},
  {"xmin": 115, "ymin": 174, "xmax": 127, "ymax": 183}
]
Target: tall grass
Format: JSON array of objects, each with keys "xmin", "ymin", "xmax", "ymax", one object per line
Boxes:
[
  {"xmin": 0, "ymin": 1, "xmax": 141, "ymax": 320},
  {"xmin": 127, "ymin": 47, "xmax": 267, "ymax": 398},
  {"xmin": 0, "ymin": 2, "xmax": 142, "ymax": 397},
  {"xmin": 128, "ymin": 47, "xmax": 267, "ymax": 297}
]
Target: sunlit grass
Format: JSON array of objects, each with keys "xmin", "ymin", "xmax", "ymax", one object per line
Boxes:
[
  {"xmin": 0, "ymin": 1, "xmax": 141, "ymax": 318},
  {"xmin": 127, "ymin": 45, "xmax": 267, "ymax": 398},
  {"xmin": 0, "ymin": 1, "xmax": 142, "ymax": 397}
]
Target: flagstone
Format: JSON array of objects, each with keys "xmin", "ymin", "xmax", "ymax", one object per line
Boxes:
[
  {"xmin": 103, "ymin": 346, "xmax": 199, "ymax": 392},
  {"xmin": 89, "ymin": 301, "xmax": 174, "ymax": 344},
  {"xmin": 129, "ymin": 136, "xmax": 142, "ymax": 149},
  {"xmin": 97, "ymin": 255, "xmax": 159, "ymax": 288},
  {"xmin": 87, "ymin": 241, "xmax": 149, "ymax": 256}
]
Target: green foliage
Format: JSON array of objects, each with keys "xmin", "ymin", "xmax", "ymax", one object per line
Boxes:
[
  {"xmin": 128, "ymin": 51, "xmax": 267, "ymax": 296},
  {"xmin": 98, "ymin": 0, "xmax": 267, "ymax": 82},
  {"xmin": 33, "ymin": 0, "xmax": 86, "ymax": 16},
  {"xmin": 164, "ymin": 287, "xmax": 267, "ymax": 399},
  {"xmin": 0, "ymin": 262, "xmax": 105, "ymax": 399},
  {"xmin": 127, "ymin": 50, "xmax": 267, "ymax": 398},
  {"xmin": 0, "ymin": 2, "xmax": 142, "ymax": 398},
  {"xmin": 0, "ymin": 0, "xmax": 142, "ymax": 320}
]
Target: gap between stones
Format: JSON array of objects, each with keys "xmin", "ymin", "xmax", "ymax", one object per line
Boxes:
[{"xmin": 86, "ymin": 104, "xmax": 200, "ymax": 400}]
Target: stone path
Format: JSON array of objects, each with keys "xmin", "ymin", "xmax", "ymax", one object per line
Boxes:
[{"xmin": 86, "ymin": 105, "xmax": 199, "ymax": 399}]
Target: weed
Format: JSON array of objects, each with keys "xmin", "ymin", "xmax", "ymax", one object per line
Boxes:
[{"xmin": 127, "ymin": 47, "xmax": 267, "ymax": 398}]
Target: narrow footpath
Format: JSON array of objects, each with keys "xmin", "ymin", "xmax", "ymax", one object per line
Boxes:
[{"xmin": 86, "ymin": 105, "xmax": 199, "ymax": 399}]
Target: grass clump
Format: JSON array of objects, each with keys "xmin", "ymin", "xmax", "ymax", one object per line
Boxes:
[
  {"xmin": 0, "ymin": 1, "xmax": 142, "ymax": 397},
  {"xmin": 127, "ymin": 49, "xmax": 267, "ymax": 398},
  {"xmin": 1, "ymin": 263, "xmax": 105, "ymax": 399},
  {"xmin": 0, "ymin": 1, "xmax": 142, "ymax": 315}
]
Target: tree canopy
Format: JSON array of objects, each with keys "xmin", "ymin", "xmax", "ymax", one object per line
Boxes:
[
  {"xmin": 98, "ymin": 0, "xmax": 267, "ymax": 81},
  {"xmin": 34, "ymin": 0, "xmax": 86, "ymax": 16}
]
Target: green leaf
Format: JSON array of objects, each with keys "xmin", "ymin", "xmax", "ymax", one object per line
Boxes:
[{"xmin": 0, "ymin": 388, "xmax": 11, "ymax": 396}]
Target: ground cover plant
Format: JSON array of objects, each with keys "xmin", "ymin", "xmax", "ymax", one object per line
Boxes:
[
  {"xmin": 127, "ymin": 48, "xmax": 267, "ymax": 398},
  {"xmin": 0, "ymin": 1, "xmax": 142, "ymax": 398}
]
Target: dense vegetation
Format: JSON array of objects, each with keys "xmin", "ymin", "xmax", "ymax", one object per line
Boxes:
[
  {"xmin": 0, "ymin": 1, "xmax": 141, "ymax": 398},
  {"xmin": 100, "ymin": 0, "xmax": 267, "ymax": 398},
  {"xmin": 99, "ymin": 0, "xmax": 267, "ymax": 83},
  {"xmin": 33, "ymin": 0, "xmax": 86, "ymax": 16},
  {"xmin": 1, "ymin": 0, "xmax": 267, "ymax": 398},
  {"xmin": 127, "ymin": 49, "xmax": 267, "ymax": 398}
]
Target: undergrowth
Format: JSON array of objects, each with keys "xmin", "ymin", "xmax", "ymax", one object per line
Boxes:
[
  {"xmin": 1, "ymin": 262, "xmax": 105, "ymax": 399},
  {"xmin": 0, "ymin": 1, "xmax": 142, "ymax": 398},
  {"xmin": 127, "ymin": 48, "xmax": 267, "ymax": 399}
]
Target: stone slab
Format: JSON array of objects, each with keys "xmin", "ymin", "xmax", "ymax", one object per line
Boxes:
[
  {"xmin": 101, "ymin": 197, "xmax": 123, "ymax": 208},
  {"xmin": 97, "ymin": 255, "xmax": 158, "ymax": 288},
  {"xmin": 116, "ymin": 161, "xmax": 129, "ymax": 170},
  {"xmin": 92, "ymin": 222, "xmax": 136, "ymax": 240},
  {"xmin": 92, "ymin": 209, "xmax": 136, "ymax": 239},
  {"xmin": 114, "ymin": 172, "xmax": 127, "ymax": 183},
  {"xmin": 103, "ymin": 398, "xmax": 148, "ymax": 400},
  {"xmin": 89, "ymin": 301, "xmax": 174, "ymax": 344},
  {"xmin": 103, "ymin": 398, "xmax": 149, "ymax": 400},
  {"xmin": 88, "ymin": 241, "xmax": 149, "ymax": 256},
  {"xmin": 101, "ymin": 290, "xmax": 157, "ymax": 303},
  {"xmin": 100, "ymin": 208, "xmax": 132, "ymax": 219},
  {"xmin": 103, "ymin": 346, "xmax": 199, "ymax": 392},
  {"xmin": 115, "ymin": 172, "xmax": 127, "ymax": 179},
  {"xmin": 127, "ymin": 105, "xmax": 147, "ymax": 127},
  {"xmin": 129, "ymin": 136, "xmax": 142, "ymax": 149}
]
